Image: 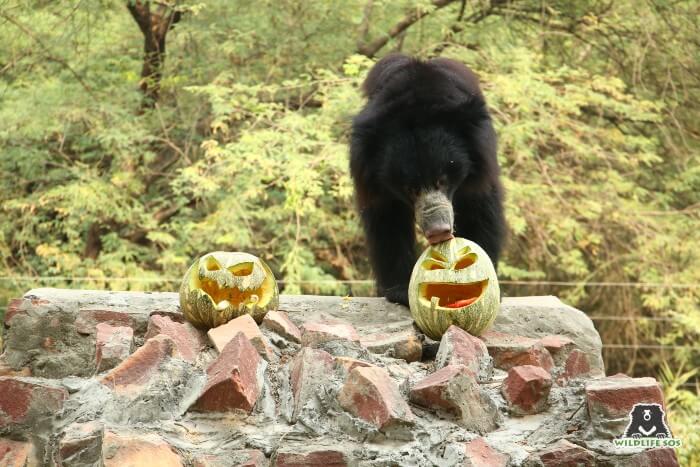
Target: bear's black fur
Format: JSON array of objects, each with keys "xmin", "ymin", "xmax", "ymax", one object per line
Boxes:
[
  {"xmin": 350, "ymin": 54, "xmax": 506, "ymax": 305},
  {"xmin": 622, "ymin": 403, "xmax": 671, "ymax": 438}
]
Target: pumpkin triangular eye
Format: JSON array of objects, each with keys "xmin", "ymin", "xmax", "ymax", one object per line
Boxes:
[
  {"xmin": 204, "ymin": 256, "xmax": 222, "ymax": 271},
  {"xmin": 422, "ymin": 259, "xmax": 446, "ymax": 271},
  {"xmin": 429, "ymin": 249, "xmax": 448, "ymax": 262},
  {"xmin": 423, "ymin": 249, "xmax": 448, "ymax": 270},
  {"xmin": 454, "ymin": 253, "xmax": 477, "ymax": 270},
  {"xmin": 229, "ymin": 262, "xmax": 254, "ymax": 276}
]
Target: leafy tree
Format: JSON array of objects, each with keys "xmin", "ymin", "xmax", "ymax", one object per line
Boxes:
[{"xmin": 0, "ymin": 1, "xmax": 698, "ymax": 461}]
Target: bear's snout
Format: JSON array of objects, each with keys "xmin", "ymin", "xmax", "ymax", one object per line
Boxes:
[{"xmin": 415, "ymin": 190, "xmax": 454, "ymax": 244}]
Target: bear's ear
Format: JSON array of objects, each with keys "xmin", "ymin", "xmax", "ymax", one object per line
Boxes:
[{"xmin": 362, "ymin": 54, "xmax": 414, "ymax": 99}]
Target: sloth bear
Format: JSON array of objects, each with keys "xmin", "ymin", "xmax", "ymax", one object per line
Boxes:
[
  {"xmin": 350, "ymin": 54, "xmax": 506, "ymax": 305},
  {"xmin": 623, "ymin": 403, "xmax": 671, "ymax": 439}
]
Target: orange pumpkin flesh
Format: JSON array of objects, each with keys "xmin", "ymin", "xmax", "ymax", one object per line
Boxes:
[{"xmin": 420, "ymin": 280, "xmax": 488, "ymax": 308}]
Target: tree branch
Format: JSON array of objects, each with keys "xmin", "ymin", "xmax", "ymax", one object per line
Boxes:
[
  {"xmin": 357, "ymin": 0, "xmax": 458, "ymax": 58},
  {"xmin": 0, "ymin": 11, "xmax": 94, "ymax": 96}
]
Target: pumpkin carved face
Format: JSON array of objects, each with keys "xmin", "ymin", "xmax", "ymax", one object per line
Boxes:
[
  {"xmin": 179, "ymin": 251, "xmax": 279, "ymax": 329},
  {"xmin": 408, "ymin": 238, "xmax": 499, "ymax": 339}
]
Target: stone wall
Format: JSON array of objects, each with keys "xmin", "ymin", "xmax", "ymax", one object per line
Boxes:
[{"xmin": 0, "ymin": 289, "xmax": 679, "ymax": 466}]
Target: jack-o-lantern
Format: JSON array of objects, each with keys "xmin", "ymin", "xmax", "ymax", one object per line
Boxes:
[
  {"xmin": 179, "ymin": 251, "xmax": 279, "ymax": 329},
  {"xmin": 408, "ymin": 238, "xmax": 499, "ymax": 340}
]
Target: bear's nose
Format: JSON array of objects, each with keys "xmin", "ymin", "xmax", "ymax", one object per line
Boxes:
[{"xmin": 425, "ymin": 224, "xmax": 454, "ymax": 245}]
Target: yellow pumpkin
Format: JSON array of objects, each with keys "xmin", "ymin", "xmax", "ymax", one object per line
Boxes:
[
  {"xmin": 179, "ymin": 251, "xmax": 279, "ymax": 329},
  {"xmin": 408, "ymin": 238, "xmax": 499, "ymax": 340}
]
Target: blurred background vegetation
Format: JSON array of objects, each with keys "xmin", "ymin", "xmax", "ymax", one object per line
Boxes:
[{"xmin": 1, "ymin": 0, "xmax": 698, "ymax": 461}]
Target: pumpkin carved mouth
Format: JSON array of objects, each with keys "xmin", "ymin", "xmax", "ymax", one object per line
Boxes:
[
  {"xmin": 419, "ymin": 280, "xmax": 489, "ymax": 309},
  {"xmin": 196, "ymin": 277, "xmax": 271, "ymax": 311}
]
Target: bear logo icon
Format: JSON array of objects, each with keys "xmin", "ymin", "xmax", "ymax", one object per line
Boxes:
[{"xmin": 622, "ymin": 403, "xmax": 671, "ymax": 439}]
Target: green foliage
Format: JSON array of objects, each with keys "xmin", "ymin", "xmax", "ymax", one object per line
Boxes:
[{"xmin": 0, "ymin": 0, "xmax": 698, "ymax": 460}]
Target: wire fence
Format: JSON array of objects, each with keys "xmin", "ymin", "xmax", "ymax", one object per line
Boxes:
[{"xmin": 0, "ymin": 276, "xmax": 699, "ymax": 289}]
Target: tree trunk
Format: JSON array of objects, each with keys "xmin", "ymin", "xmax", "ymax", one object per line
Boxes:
[{"xmin": 127, "ymin": 1, "xmax": 181, "ymax": 109}]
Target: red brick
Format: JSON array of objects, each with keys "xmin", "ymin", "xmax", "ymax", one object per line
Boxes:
[
  {"xmin": 480, "ymin": 331, "xmax": 554, "ymax": 372},
  {"xmin": 436, "ymin": 326, "xmax": 491, "ymax": 380},
  {"xmin": 557, "ymin": 349, "xmax": 591, "ymax": 385},
  {"xmin": 501, "ymin": 365, "xmax": 552, "ymax": 415},
  {"xmin": 462, "ymin": 437, "xmax": 509, "ymax": 467},
  {"xmin": 274, "ymin": 448, "xmax": 346, "ymax": 467},
  {"xmin": 585, "ymin": 375, "xmax": 665, "ymax": 426},
  {"xmin": 290, "ymin": 348, "xmax": 334, "ymax": 419},
  {"xmin": 626, "ymin": 447, "xmax": 679, "ymax": 467},
  {"xmin": 334, "ymin": 356, "xmax": 373, "ymax": 374},
  {"xmin": 3, "ymin": 298, "xmax": 24, "ymax": 326},
  {"xmin": 192, "ymin": 332, "xmax": 264, "ymax": 413},
  {"xmin": 360, "ymin": 330, "xmax": 422, "ymax": 362},
  {"xmin": 95, "ymin": 323, "xmax": 134, "ymax": 372},
  {"xmin": 194, "ymin": 450, "xmax": 266, "ymax": 467},
  {"xmin": 539, "ymin": 335, "xmax": 575, "ymax": 366},
  {"xmin": 208, "ymin": 314, "xmax": 274, "ymax": 360},
  {"xmin": 409, "ymin": 365, "xmax": 500, "ymax": 433},
  {"xmin": 531, "ymin": 439, "xmax": 595, "ymax": 467},
  {"xmin": 57, "ymin": 420, "xmax": 104, "ymax": 466},
  {"xmin": 338, "ymin": 366, "xmax": 414, "ymax": 431},
  {"xmin": 0, "ymin": 438, "xmax": 37, "ymax": 466},
  {"xmin": 102, "ymin": 431, "xmax": 183, "ymax": 467},
  {"xmin": 145, "ymin": 314, "xmax": 206, "ymax": 363},
  {"xmin": 99, "ymin": 334, "xmax": 176, "ymax": 395},
  {"xmin": 0, "ymin": 377, "xmax": 67, "ymax": 429},
  {"xmin": 0, "ymin": 359, "xmax": 31, "ymax": 378},
  {"xmin": 301, "ymin": 320, "xmax": 360, "ymax": 347},
  {"xmin": 262, "ymin": 311, "xmax": 302, "ymax": 344},
  {"xmin": 75, "ymin": 309, "xmax": 134, "ymax": 335}
]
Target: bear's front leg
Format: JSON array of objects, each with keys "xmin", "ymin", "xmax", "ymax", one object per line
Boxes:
[{"xmin": 361, "ymin": 200, "xmax": 416, "ymax": 306}]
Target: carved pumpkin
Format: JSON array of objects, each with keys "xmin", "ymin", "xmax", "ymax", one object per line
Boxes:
[
  {"xmin": 408, "ymin": 238, "xmax": 499, "ymax": 340},
  {"xmin": 179, "ymin": 251, "xmax": 279, "ymax": 329}
]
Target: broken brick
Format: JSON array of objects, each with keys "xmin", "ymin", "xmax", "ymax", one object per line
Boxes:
[
  {"xmin": 75, "ymin": 309, "xmax": 136, "ymax": 335},
  {"xmin": 626, "ymin": 447, "xmax": 679, "ymax": 467},
  {"xmin": 501, "ymin": 365, "xmax": 552, "ymax": 415},
  {"xmin": 102, "ymin": 432, "xmax": 183, "ymax": 467},
  {"xmin": 99, "ymin": 334, "xmax": 177, "ymax": 396},
  {"xmin": 480, "ymin": 331, "xmax": 554, "ymax": 372},
  {"xmin": 409, "ymin": 365, "xmax": 500, "ymax": 434},
  {"xmin": 585, "ymin": 375, "xmax": 665, "ymax": 438},
  {"xmin": 557, "ymin": 349, "xmax": 591, "ymax": 385},
  {"xmin": 0, "ymin": 438, "xmax": 37, "ymax": 466},
  {"xmin": 95, "ymin": 323, "xmax": 134, "ymax": 372},
  {"xmin": 290, "ymin": 348, "xmax": 334, "ymax": 420},
  {"xmin": 194, "ymin": 450, "xmax": 267, "ymax": 467},
  {"xmin": 529, "ymin": 439, "xmax": 595, "ymax": 467},
  {"xmin": 301, "ymin": 320, "xmax": 360, "ymax": 347},
  {"xmin": 262, "ymin": 310, "xmax": 302, "ymax": 344},
  {"xmin": 360, "ymin": 330, "xmax": 422, "ymax": 362},
  {"xmin": 274, "ymin": 446, "xmax": 347, "ymax": 467},
  {"xmin": 539, "ymin": 335, "xmax": 575, "ymax": 366},
  {"xmin": 208, "ymin": 314, "xmax": 274, "ymax": 360},
  {"xmin": 436, "ymin": 325, "xmax": 492, "ymax": 382},
  {"xmin": 338, "ymin": 366, "xmax": 414, "ymax": 431},
  {"xmin": 57, "ymin": 420, "xmax": 104, "ymax": 466},
  {"xmin": 334, "ymin": 356, "xmax": 373, "ymax": 374},
  {"xmin": 192, "ymin": 332, "xmax": 264, "ymax": 413},
  {"xmin": 463, "ymin": 437, "xmax": 509, "ymax": 467},
  {"xmin": 145, "ymin": 314, "xmax": 206, "ymax": 363},
  {"xmin": 0, "ymin": 377, "xmax": 68, "ymax": 430}
]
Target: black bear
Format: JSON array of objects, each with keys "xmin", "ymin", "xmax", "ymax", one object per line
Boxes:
[
  {"xmin": 622, "ymin": 403, "xmax": 671, "ymax": 438},
  {"xmin": 350, "ymin": 54, "xmax": 506, "ymax": 306}
]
